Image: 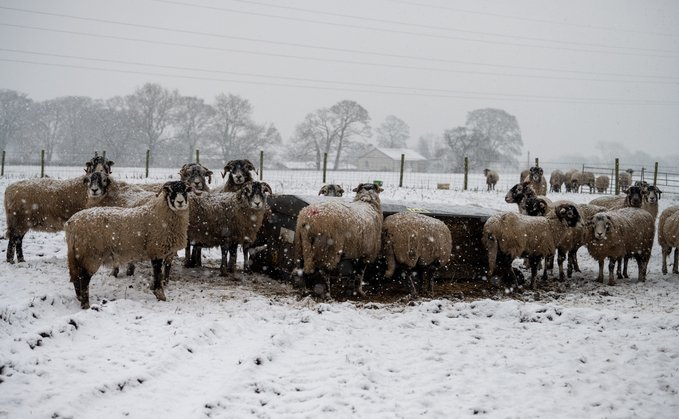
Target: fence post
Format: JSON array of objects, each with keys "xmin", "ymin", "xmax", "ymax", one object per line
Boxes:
[
  {"xmin": 145, "ymin": 150, "xmax": 150, "ymax": 178},
  {"xmin": 322, "ymin": 153, "xmax": 328, "ymax": 183},
  {"xmin": 1, "ymin": 150, "xmax": 5, "ymax": 176},
  {"xmin": 641, "ymin": 167, "xmax": 645, "ymax": 183},
  {"xmin": 41, "ymin": 150, "xmax": 45, "ymax": 178},
  {"xmin": 103, "ymin": 150, "xmax": 106, "ymax": 158},
  {"xmin": 260, "ymin": 150, "xmax": 264, "ymax": 181},
  {"xmin": 614, "ymin": 158, "xmax": 619, "ymax": 195},
  {"xmin": 654, "ymin": 162, "xmax": 658, "ymax": 186},
  {"xmin": 196, "ymin": 150, "xmax": 200, "ymax": 164},
  {"xmin": 535, "ymin": 158, "xmax": 539, "ymax": 167},
  {"xmin": 399, "ymin": 154, "xmax": 405, "ymax": 187},
  {"xmin": 464, "ymin": 157, "xmax": 468, "ymax": 190},
  {"xmin": 95, "ymin": 151, "xmax": 98, "ymax": 157}
]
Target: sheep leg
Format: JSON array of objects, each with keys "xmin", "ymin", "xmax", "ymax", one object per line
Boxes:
[
  {"xmin": 219, "ymin": 245, "xmax": 229, "ymax": 277},
  {"xmin": 557, "ymin": 249, "xmax": 567, "ymax": 280},
  {"xmin": 242, "ymin": 245, "xmax": 251, "ymax": 273},
  {"xmin": 596, "ymin": 260, "xmax": 604, "ymax": 283},
  {"xmin": 194, "ymin": 247, "xmax": 202, "ymax": 267},
  {"xmin": 485, "ymin": 237, "xmax": 498, "ymax": 279},
  {"xmin": 110, "ymin": 266, "xmax": 120, "ymax": 277},
  {"xmin": 353, "ymin": 263, "xmax": 367, "ymax": 297},
  {"xmin": 607, "ymin": 258, "xmax": 616, "ymax": 286},
  {"xmin": 72, "ymin": 270, "xmax": 92, "ymax": 310},
  {"xmin": 6, "ymin": 233, "xmax": 18, "ymax": 263},
  {"xmin": 404, "ymin": 269, "xmax": 418, "ymax": 296},
  {"xmin": 151, "ymin": 258, "xmax": 167, "ymax": 301},
  {"xmin": 183, "ymin": 243, "xmax": 193, "ymax": 268},
  {"xmin": 661, "ymin": 246, "xmax": 670, "ymax": 274},
  {"xmin": 163, "ymin": 256, "xmax": 173, "ymax": 284},
  {"xmin": 227, "ymin": 244, "xmax": 239, "ymax": 274},
  {"xmin": 572, "ymin": 250, "xmax": 581, "ymax": 273},
  {"xmin": 615, "ymin": 258, "xmax": 623, "ymax": 279},
  {"xmin": 635, "ymin": 254, "xmax": 648, "ymax": 283},
  {"xmin": 673, "ymin": 248, "xmax": 679, "ymax": 274},
  {"xmin": 528, "ymin": 256, "xmax": 540, "ymax": 289},
  {"xmin": 622, "ymin": 256, "xmax": 630, "ymax": 278},
  {"xmin": 126, "ymin": 263, "xmax": 135, "ymax": 276}
]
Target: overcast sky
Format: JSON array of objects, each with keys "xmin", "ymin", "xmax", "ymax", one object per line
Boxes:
[{"xmin": 1, "ymin": 0, "xmax": 678, "ymax": 162}]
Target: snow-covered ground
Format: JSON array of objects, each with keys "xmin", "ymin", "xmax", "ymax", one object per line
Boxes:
[{"xmin": 1, "ymin": 174, "xmax": 678, "ymax": 419}]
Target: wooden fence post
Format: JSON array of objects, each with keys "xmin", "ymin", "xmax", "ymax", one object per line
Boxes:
[
  {"xmin": 535, "ymin": 158, "xmax": 539, "ymax": 167},
  {"xmin": 260, "ymin": 150, "xmax": 264, "ymax": 181},
  {"xmin": 196, "ymin": 150, "xmax": 200, "ymax": 164},
  {"xmin": 614, "ymin": 158, "xmax": 619, "ymax": 195},
  {"xmin": 654, "ymin": 162, "xmax": 658, "ymax": 186},
  {"xmin": 322, "ymin": 153, "xmax": 328, "ymax": 183},
  {"xmin": 146, "ymin": 150, "xmax": 150, "ymax": 178},
  {"xmin": 41, "ymin": 150, "xmax": 45, "ymax": 178},
  {"xmin": 1, "ymin": 151, "xmax": 5, "ymax": 176},
  {"xmin": 399, "ymin": 154, "xmax": 405, "ymax": 187},
  {"xmin": 464, "ymin": 157, "xmax": 468, "ymax": 190}
]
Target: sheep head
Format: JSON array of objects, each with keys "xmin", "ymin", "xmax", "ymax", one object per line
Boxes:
[
  {"xmin": 85, "ymin": 156, "xmax": 114, "ymax": 175},
  {"xmin": 555, "ymin": 203, "xmax": 584, "ymax": 228},
  {"xmin": 524, "ymin": 197, "xmax": 548, "ymax": 216},
  {"xmin": 483, "ymin": 169, "xmax": 490, "ymax": 176},
  {"xmin": 590, "ymin": 213, "xmax": 612, "ymax": 241},
  {"xmin": 158, "ymin": 181, "xmax": 191, "ymax": 212},
  {"xmin": 646, "ymin": 186, "xmax": 662, "ymax": 203},
  {"xmin": 84, "ymin": 171, "xmax": 111, "ymax": 199},
  {"xmin": 352, "ymin": 183, "xmax": 383, "ymax": 204},
  {"xmin": 623, "ymin": 186, "xmax": 645, "ymax": 207},
  {"xmin": 179, "ymin": 163, "xmax": 213, "ymax": 191},
  {"xmin": 236, "ymin": 181, "xmax": 270, "ymax": 210},
  {"xmin": 505, "ymin": 182, "xmax": 535, "ymax": 204},
  {"xmin": 222, "ymin": 159, "xmax": 257, "ymax": 184},
  {"xmin": 319, "ymin": 184, "xmax": 344, "ymax": 197},
  {"xmin": 528, "ymin": 167, "xmax": 544, "ymax": 183}
]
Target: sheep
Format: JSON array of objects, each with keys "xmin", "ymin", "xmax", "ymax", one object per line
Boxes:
[
  {"xmin": 588, "ymin": 185, "xmax": 646, "ymax": 211},
  {"xmin": 586, "ymin": 208, "xmax": 654, "ymax": 285},
  {"xmin": 595, "ymin": 175, "xmax": 610, "ymax": 193},
  {"xmin": 521, "ymin": 167, "xmax": 548, "ymax": 196},
  {"xmin": 185, "ymin": 181, "xmax": 272, "ymax": 276},
  {"xmin": 565, "ymin": 203, "xmax": 609, "ymax": 276},
  {"xmin": 221, "ymin": 159, "xmax": 257, "ymax": 192},
  {"xmin": 564, "ymin": 169, "xmax": 576, "ymax": 192},
  {"xmin": 85, "ymin": 172, "xmax": 156, "ymax": 209},
  {"xmin": 4, "ymin": 172, "xmax": 108, "ymax": 263},
  {"xmin": 549, "ymin": 169, "xmax": 565, "ymax": 193},
  {"xmin": 64, "ymin": 181, "xmax": 192, "ymax": 309},
  {"xmin": 505, "ymin": 182, "xmax": 552, "ymax": 215},
  {"xmin": 319, "ymin": 184, "xmax": 345, "ymax": 197},
  {"xmin": 381, "ymin": 211, "xmax": 452, "ymax": 296},
  {"xmin": 658, "ymin": 206, "xmax": 679, "ymax": 275},
  {"xmin": 565, "ymin": 169, "xmax": 582, "ymax": 193},
  {"xmin": 634, "ymin": 181, "xmax": 662, "ymax": 220},
  {"xmin": 484, "ymin": 169, "xmax": 499, "ymax": 191},
  {"xmin": 482, "ymin": 203, "xmax": 584, "ymax": 289},
  {"xmin": 293, "ymin": 183, "xmax": 384, "ymax": 298},
  {"xmin": 85, "ymin": 156, "xmax": 114, "ymax": 175},
  {"xmin": 136, "ymin": 163, "xmax": 213, "ymax": 193},
  {"xmin": 618, "ymin": 169, "xmax": 634, "ymax": 190},
  {"xmin": 519, "ymin": 169, "xmax": 529, "ymax": 183},
  {"xmin": 581, "ymin": 172, "xmax": 596, "ymax": 194}
]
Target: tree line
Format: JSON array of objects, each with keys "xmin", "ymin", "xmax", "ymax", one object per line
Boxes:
[{"xmin": 0, "ymin": 84, "xmax": 523, "ymax": 172}]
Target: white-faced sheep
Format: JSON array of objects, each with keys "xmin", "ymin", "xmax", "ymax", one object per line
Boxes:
[
  {"xmin": 484, "ymin": 169, "xmax": 499, "ymax": 191},
  {"xmin": 634, "ymin": 181, "xmax": 662, "ymax": 220},
  {"xmin": 618, "ymin": 169, "xmax": 634, "ymax": 190},
  {"xmin": 521, "ymin": 167, "xmax": 548, "ymax": 196},
  {"xmin": 483, "ymin": 203, "xmax": 584, "ymax": 289},
  {"xmin": 136, "ymin": 163, "xmax": 213, "ymax": 193},
  {"xmin": 658, "ymin": 206, "xmax": 679, "ymax": 275},
  {"xmin": 595, "ymin": 175, "xmax": 610, "ymax": 193},
  {"xmin": 565, "ymin": 169, "xmax": 583, "ymax": 193},
  {"xmin": 4, "ymin": 172, "xmax": 108, "ymax": 263},
  {"xmin": 564, "ymin": 203, "xmax": 609, "ymax": 276},
  {"xmin": 64, "ymin": 181, "xmax": 191, "ymax": 309},
  {"xmin": 581, "ymin": 172, "xmax": 596, "ymax": 194},
  {"xmin": 221, "ymin": 159, "xmax": 257, "ymax": 192},
  {"xmin": 586, "ymin": 207, "xmax": 654, "ymax": 285},
  {"xmin": 549, "ymin": 170, "xmax": 565, "ymax": 193},
  {"xmin": 319, "ymin": 184, "xmax": 345, "ymax": 197},
  {"xmin": 185, "ymin": 181, "xmax": 272, "ymax": 276},
  {"xmin": 294, "ymin": 183, "xmax": 384, "ymax": 298},
  {"xmin": 381, "ymin": 211, "xmax": 452, "ymax": 296},
  {"xmin": 84, "ymin": 156, "xmax": 114, "ymax": 175}
]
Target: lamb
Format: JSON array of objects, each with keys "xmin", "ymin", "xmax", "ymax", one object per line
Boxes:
[
  {"xmin": 4, "ymin": 172, "xmax": 108, "ymax": 263},
  {"xmin": 595, "ymin": 175, "xmax": 610, "ymax": 193},
  {"xmin": 136, "ymin": 163, "xmax": 213, "ymax": 193},
  {"xmin": 549, "ymin": 170, "xmax": 565, "ymax": 193},
  {"xmin": 482, "ymin": 203, "xmax": 584, "ymax": 289},
  {"xmin": 565, "ymin": 169, "xmax": 582, "ymax": 193},
  {"xmin": 521, "ymin": 167, "xmax": 547, "ymax": 196},
  {"xmin": 586, "ymin": 208, "xmax": 654, "ymax": 285},
  {"xmin": 381, "ymin": 211, "xmax": 452, "ymax": 296},
  {"xmin": 293, "ymin": 183, "xmax": 384, "ymax": 298},
  {"xmin": 581, "ymin": 172, "xmax": 596, "ymax": 194},
  {"xmin": 221, "ymin": 159, "xmax": 257, "ymax": 192},
  {"xmin": 658, "ymin": 206, "xmax": 679, "ymax": 275},
  {"xmin": 64, "ymin": 181, "xmax": 191, "ymax": 309},
  {"xmin": 85, "ymin": 156, "xmax": 115, "ymax": 174},
  {"xmin": 319, "ymin": 184, "xmax": 345, "ymax": 197},
  {"xmin": 185, "ymin": 181, "xmax": 272, "ymax": 276},
  {"xmin": 483, "ymin": 169, "xmax": 499, "ymax": 191},
  {"xmin": 618, "ymin": 169, "xmax": 634, "ymax": 190}
]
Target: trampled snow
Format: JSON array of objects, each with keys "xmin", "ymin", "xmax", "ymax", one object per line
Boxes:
[{"xmin": 1, "ymin": 175, "xmax": 678, "ymax": 419}]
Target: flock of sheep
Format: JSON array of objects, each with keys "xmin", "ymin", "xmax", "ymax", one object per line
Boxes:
[{"xmin": 3, "ymin": 157, "xmax": 679, "ymax": 309}]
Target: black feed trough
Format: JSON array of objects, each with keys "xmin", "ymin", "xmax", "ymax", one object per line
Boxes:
[{"xmin": 249, "ymin": 195, "xmax": 507, "ymax": 284}]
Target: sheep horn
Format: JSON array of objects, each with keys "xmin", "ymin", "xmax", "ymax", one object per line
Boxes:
[
  {"xmin": 244, "ymin": 159, "xmax": 258, "ymax": 175},
  {"xmin": 260, "ymin": 182, "xmax": 273, "ymax": 195},
  {"xmin": 319, "ymin": 185, "xmax": 328, "ymax": 195}
]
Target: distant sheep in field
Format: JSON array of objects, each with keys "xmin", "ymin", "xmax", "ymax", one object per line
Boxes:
[
  {"xmin": 294, "ymin": 183, "xmax": 383, "ymax": 298},
  {"xmin": 618, "ymin": 169, "xmax": 634, "ymax": 190},
  {"xmin": 595, "ymin": 175, "xmax": 610, "ymax": 193},
  {"xmin": 319, "ymin": 184, "xmax": 344, "ymax": 197},
  {"xmin": 64, "ymin": 181, "xmax": 191, "ymax": 309},
  {"xmin": 581, "ymin": 172, "xmax": 596, "ymax": 194},
  {"xmin": 565, "ymin": 169, "xmax": 582, "ymax": 193},
  {"xmin": 381, "ymin": 211, "xmax": 452, "ymax": 296},
  {"xmin": 549, "ymin": 170, "xmax": 565, "ymax": 193},
  {"xmin": 483, "ymin": 169, "xmax": 499, "ymax": 191},
  {"xmin": 658, "ymin": 206, "xmax": 679, "ymax": 275},
  {"xmin": 221, "ymin": 159, "xmax": 257, "ymax": 192}
]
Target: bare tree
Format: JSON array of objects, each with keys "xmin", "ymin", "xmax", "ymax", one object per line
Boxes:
[
  {"xmin": 466, "ymin": 108, "xmax": 522, "ymax": 163},
  {"xmin": 126, "ymin": 83, "xmax": 178, "ymax": 165},
  {"xmin": 28, "ymin": 99, "xmax": 65, "ymax": 164},
  {"xmin": 289, "ymin": 108, "xmax": 336, "ymax": 170},
  {"xmin": 57, "ymin": 96, "xmax": 95, "ymax": 164},
  {"xmin": 329, "ymin": 101, "xmax": 371, "ymax": 170},
  {"xmin": 443, "ymin": 127, "xmax": 484, "ymax": 172},
  {"xmin": 173, "ymin": 96, "xmax": 213, "ymax": 162},
  {"xmin": 0, "ymin": 89, "xmax": 32, "ymax": 153},
  {"xmin": 376, "ymin": 115, "xmax": 409, "ymax": 148},
  {"xmin": 93, "ymin": 97, "xmax": 138, "ymax": 164}
]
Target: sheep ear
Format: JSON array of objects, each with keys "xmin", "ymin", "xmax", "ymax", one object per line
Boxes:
[
  {"xmin": 83, "ymin": 176, "xmax": 90, "ymax": 184},
  {"xmin": 319, "ymin": 185, "xmax": 328, "ymax": 195},
  {"xmin": 377, "ymin": 186, "xmax": 384, "ymax": 193},
  {"xmin": 338, "ymin": 186, "xmax": 345, "ymax": 195},
  {"xmin": 353, "ymin": 183, "xmax": 363, "ymax": 193}
]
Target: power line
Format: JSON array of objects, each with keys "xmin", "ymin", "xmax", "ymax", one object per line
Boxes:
[
  {"xmin": 2, "ymin": 57, "xmax": 677, "ymax": 106},
  {"xmin": 2, "ymin": 22, "xmax": 677, "ymax": 83},
  {"xmin": 157, "ymin": 0, "xmax": 679, "ymax": 55},
  {"xmin": 2, "ymin": 5, "xmax": 678, "ymax": 59}
]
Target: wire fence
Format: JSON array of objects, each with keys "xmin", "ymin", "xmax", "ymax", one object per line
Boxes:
[{"xmin": 1, "ymin": 150, "xmax": 678, "ymax": 196}]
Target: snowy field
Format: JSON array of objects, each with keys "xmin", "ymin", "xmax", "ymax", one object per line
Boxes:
[{"xmin": 1, "ymin": 172, "xmax": 679, "ymax": 419}]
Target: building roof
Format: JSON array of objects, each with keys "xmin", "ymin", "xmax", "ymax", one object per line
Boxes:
[{"xmin": 360, "ymin": 147, "xmax": 427, "ymax": 161}]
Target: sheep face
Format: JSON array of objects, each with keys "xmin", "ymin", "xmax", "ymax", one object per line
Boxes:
[
  {"xmin": 237, "ymin": 181, "xmax": 271, "ymax": 210},
  {"xmin": 179, "ymin": 163, "xmax": 213, "ymax": 191},
  {"xmin": 645, "ymin": 185, "xmax": 662, "ymax": 204},
  {"xmin": 160, "ymin": 181, "xmax": 191, "ymax": 212},
  {"xmin": 623, "ymin": 186, "xmax": 645, "ymax": 207},
  {"xmin": 524, "ymin": 198, "xmax": 548, "ymax": 216},
  {"xmin": 85, "ymin": 156, "xmax": 114, "ymax": 175},
  {"xmin": 555, "ymin": 204, "xmax": 584, "ymax": 228},
  {"xmin": 528, "ymin": 167, "xmax": 544, "ymax": 183},
  {"xmin": 84, "ymin": 171, "xmax": 111, "ymax": 199},
  {"xmin": 484, "ymin": 169, "xmax": 490, "ymax": 176},
  {"xmin": 505, "ymin": 182, "xmax": 534, "ymax": 204},
  {"xmin": 222, "ymin": 159, "xmax": 256, "ymax": 186},
  {"xmin": 319, "ymin": 184, "xmax": 344, "ymax": 197},
  {"xmin": 590, "ymin": 214, "xmax": 612, "ymax": 241}
]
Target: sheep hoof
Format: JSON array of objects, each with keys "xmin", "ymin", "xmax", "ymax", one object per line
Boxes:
[
  {"xmin": 17, "ymin": 257, "xmax": 25, "ymax": 263},
  {"xmin": 6, "ymin": 259, "xmax": 14, "ymax": 264},
  {"xmin": 126, "ymin": 265, "xmax": 135, "ymax": 276},
  {"xmin": 110, "ymin": 267, "xmax": 119, "ymax": 277},
  {"xmin": 153, "ymin": 288, "xmax": 167, "ymax": 301}
]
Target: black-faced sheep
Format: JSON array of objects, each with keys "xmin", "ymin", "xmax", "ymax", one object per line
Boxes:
[
  {"xmin": 581, "ymin": 172, "xmax": 596, "ymax": 194},
  {"xmin": 221, "ymin": 159, "xmax": 257, "ymax": 192},
  {"xmin": 549, "ymin": 170, "xmax": 565, "ymax": 193},
  {"xmin": 85, "ymin": 172, "xmax": 156, "ymax": 209},
  {"xmin": 64, "ymin": 181, "xmax": 192, "ymax": 309},
  {"xmin": 484, "ymin": 169, "xmax": 499, "ymax": 191},
  {"xmin": 635, "ymin": 182, "xmax": 662, "ymax": 220},
  {"xmin": 85, "ymin": 156, "xmax": 115, "ymax": 175},
  {"xmin": 595, "ymin": 175, "xmax": 610, "ymax": 193},
  {"xmin": 618, "ymin": 169, "xmax": 634, "ymax": 190},
  {"xmin": 185, "ymin": 181, "xmax": 272, "ymax": 276},
  {"xmin": 4, "ymin": 172, "xmax": 108, "ymax": 263},
  {"xmin": 482, "ymin": 203, "xmax": 584, "ymax": 289},
  {"xmin": 521, "ymin": 167, "xmax": 547, "ymax": 196},
  {"xmin": 589, "ymin": 185, "xmax": 646, "ymax": 211},
  {"xmin": 381, "ymin": 211, "xmax": 452, "ymax": 296},
  {"xmin": 658, "ymin": 206, "xmax": 679, "ymax": 275},
  {"xmin": 319, "ymin": 184, "xmax": 345, "ymax": 197},
  {"xmin": 586, "ymin": 208, "xmax": 654, "ymax": 285},
  {"xmin": 294, "ymin": 183, "xmax": 384, "ymax": 298},
  {"xmin": 505, "ymin": 182, "xmax": 552, "ymax": 215}
]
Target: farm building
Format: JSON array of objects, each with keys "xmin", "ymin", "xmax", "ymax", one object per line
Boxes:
[{"xmin": 356, "ymin": 147, "xmax": 428, "ymax": 172}]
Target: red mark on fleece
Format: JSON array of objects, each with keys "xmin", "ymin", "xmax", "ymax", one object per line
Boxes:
[{"xmin": 305, "ymin": 207, "xmax": 321, "ymax": 217}]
